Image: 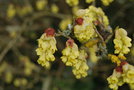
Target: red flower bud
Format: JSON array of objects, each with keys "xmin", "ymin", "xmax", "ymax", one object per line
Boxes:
[
  {"xmin": 120, "ymin": 61, "xmax": 128, "ymax": 66},
  {"xmin": 45, "ymin": 28, "xmax": 55, "ymax": 36},
  {"xmin": 115, "ymin": 66, "xmax": 123, "ymax": 73},
  {"xmin": 75, "ymin": 18, "xmax": 84, "ymax": 25},
  {"xmin": 66, "ymin": 39, "xmax": 74, "ymax": 47}
]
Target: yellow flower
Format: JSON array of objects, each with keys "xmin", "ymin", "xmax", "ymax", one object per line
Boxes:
[
  {"xmin": 51, "ymin": 4, "xmax": 59, "ymax": 13},
  {"xmin": 5, "ymin": 71, "xmax": 13, "ymax": 84},
  {"xmin": 24, "ymin": 60, "xmax": 37, "ymax": 76},
  {"xmin": 66, "ymin": 0, "xmax": 79, "ymax": 6},
  {"xmin": 72, "ymin": 50, "xmax": 89, "ymax": 79},
  {"xmin": 129, "ymin": 83, "xmax": 134, "ymax": 90},
  {"xmin": 108, "ymin": 54, "xmax": 121, "ymax": 66},
  {"xmin": 72, "ymin": 6, "xmax": 79, "ymax": 15},
  {"xmin": 21, "ymin": 78, "xmax": 28, "ymax": 86},
  {"xmin": 36, "ymin": 28, "xmax": 57, "ymax": 69},
  {"xmin": 89, "ymin": 45, "xmax": 98, "ymax": 63},
  {"xmin": 17, "ymin": 5, "xmax": 33, "ymax": 17},
  {"xmin": 19, "ymin": 56, "xmax": 37, "ymax": 76},
  {"xmin": 122, "ymin": 63, "xmax": 134, "ymax": 84},
  {"xmin": 74, "ymin": 17, "xmax": 96, "ymax": 43},
  {"xmin": 108, "ymin": 76, "xmax": 118, "ymax": 90},
  {"xmin": 85, "ymin": 0, "xmax": 95, "ymax": 3},
  {"xmin": 74, "ymin": 6, "xmax": 109, "ymax": 42},
  {"xmin": 14, "ymin": 78, "xmax": 20, "ymax": 87},
  {"xmin": 87, "ymin": 6, "xmax": 109, "ymax": 26},
  {"xmin": 61, "ymin": 39, "xmax": 79, "ymax": 66},
  {"xmin": 0, "ymin": 62, "xmax": 8, "ymax": 76},
  {"xmin": 107, "ymin": 69, "xmax": 124, "ymax": 90},
  {"xmin": 107, "ymin": 62, "xmax": 134, "ymax": 89},
  {"xmin": 59, "ymin": 18, "xmax": 72, "ymax": 30},
  {"xmin": 101, "ymin": 0, "xmax": 113, "ymax": 6},
  {"xmin": 114, "ymin": 28, "xmax": 132, "ymax": 57},
  {"xmin": 36, "ymin": 0, "xmax": 47, "ymax": 10},
  {"xmin": 74, "ymin": 9, "xmax": 87, "ymax": 17},
  {"xmin": 7, "ymin": 4, "xmax": 16, "ymax": 19},
  {"xmin": 84, "ymin": 39, "xmax": 99, "ymax": 48},
  {"xmin": 14, "ymin": 78, "xmax": 28, "ymax": 87}
]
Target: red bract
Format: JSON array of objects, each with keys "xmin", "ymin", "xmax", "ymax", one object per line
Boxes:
[
  {"xmin": 120, "ymin": 61, "xmax": 128, "ymax": 66},
  {"xmin": 115, "ymin": 66, "xmax": 123, "ymax": 73},
  {"xmin": 115, "ymin": 61, "xmax": 128, "ymax": 73},
  {"xmin": 45, "ymin": 28, "xmax": 55, "ymax": 36},
  {"xmin": 75, "ymin": 18, "xmax": 84, "ymax": 25},
  {"xmin": 66, "ymin": 39, "xmax": 74, "ymax": 47}
]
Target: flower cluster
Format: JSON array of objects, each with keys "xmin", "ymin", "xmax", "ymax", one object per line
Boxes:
[
  {"xmin": 14, "ymin": 78, "xmax": 28, "ymax": 87},
  {"xmin": 66, "ymin": 0, "xmax": 113, "ymax": 6},
  {"xmin": 85, "ymin": 0, "xmax": 95, "ymax": 3},
  {"xmin": 7, "ymin": 4, "xmax": 16, "ymax": 19},
  {"xmin": 51, "ymin": 4, "xmax": 59, "ymax": 13},
  {"xmin": 101, "ymin": 0, "xmax": 113, "ymax": 6},
  {"xmin": 61, "ymin": 39, "xmax": 89, "ymax": 78},
  {"xmin": 122, "ymin": 62, "xmax": 134, "ymax": 84},
  {"xmin": 107, "ymin": 69, "xmax": 123, "ymax": 90},
  {"xmin": 108, "ymin": 28, "xmax": 132, "ymax": 67},
  {"xmin": 7, "ymin": 4, "xmax": 33, "ymax": 19},
  {"xmin": 85, "ymin": 0, "xmax": 113, "ymax": 6},
  {"xmin": 17, "ymin": 5, "xmax": 33, "ymax": 17},
  {"xmin": 7, "ymin": 0, "xmax": 61, "ymax": 19},
  {"xmin": 108, "ymin": 28, "xmax": 133, "ymax": 90},
  {"xmin": 0, "ymin": 62, "xmax": 13, "ymax": 84},
  {"xmin": 61, "ymin": 39, "xmax": 79, "ymax": 66},
  {"xmin": 73, "ymin": 6, "xmax": 109, "ymax": 43},
  {"xmin": 129, "ymin": 83, "xmax": 134, "ymax": 90},
  {"xmin": 5, "ymin": 71, "xmax": 13, "ymax": 84},
  {"xmin": 19, "ymin": 56, "xmax": 37, "ymax": 76},
  {"xmin": 108, "ymin": 54, "xmax": 126, "ymax": 66},
  {"xmin": 72, "ymin": 50, "xmax": 89, "ymax": 79},
  {"xmin": 107, "ymin": 61, "xmax": 134, "ymax": 90},
  {"xmin": 66, "ymin": 0, "xmax": 79, "ymax": 6},
  {"xmin": 36, "ymin": 0, "xmax": 47, "ymax": 10},
  {"xmin": 114, "ymin": 28, "xmax": 132, "ymax": 57},
  {"xmin": 36, "ymin": 28, "xmax": 57, "ymax": 69},
  {"xmin": 34, "ymin": 3, "xmax": 133, "ymax": 86}
]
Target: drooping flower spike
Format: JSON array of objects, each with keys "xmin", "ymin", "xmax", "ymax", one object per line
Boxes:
[
  {"xmin": 73, "ymin": 6, "xmax": 109, "ymax": 43},
  {"xmin": 36, "ymin": 28, "xmax": 57, "ymax": 69},
  {"xmin": 114, "ymin": 28, "xmax": 132, "ymax": 57},
  {"xmin": 107, "ymin": 61, "xmax": 134, "ymax": 90},
  {"xmin": 72, "ymin": 50, "xmax": 89, "ymax": 79},
  {"xmin": 61, "ymin": 39, "xmax": 79, "ymax": 66}
]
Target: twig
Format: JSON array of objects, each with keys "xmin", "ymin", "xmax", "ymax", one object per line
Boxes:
[
  {"xmin": 0, "ymin": 11, "xmax": 69, "ymax": 62},
  {"xmin": 0, "ymin": 19, "xmax": 28, "ymax": 62},
  {"xmin": 0, "ymin": 35, "xmax": 20, "ymax": 62},
  {"xmin": 92, "ymin": 0, "xmax": 96, "ymax": 6},
  {"xmin": 94, "ymin": 27, "xmax": 106, "ymax": 46},
  {"xmin": 12, "ymin": 47, "xmax": 23, "ymax": 57},
  {"xmin": 42, "ymin": 76, "xmax": 52, "ymax": 90},
  {"xmin": 27, "ymin": 11, "xmax": 71, "ymax": 20}
]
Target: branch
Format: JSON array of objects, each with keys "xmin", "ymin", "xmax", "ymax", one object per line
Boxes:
[
  {"xmin": 94, "ymin": 27, "xmax": 106, "ymax": 46},
  {"xmin": 42, "ymin": 76, "xmax": 52, "ymax": 90},
  {"xmin": 0, "ymin": 35, "xmax": 21, "ymax": 62},
  {"xmin": 0, "ymin": 19, "xmax": 29, "ymax": 62}
]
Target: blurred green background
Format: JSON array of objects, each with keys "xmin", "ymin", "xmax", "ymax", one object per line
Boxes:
[{"xmin": 0, "ymin": 0, "xmax": 134, "ymax": 90}]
